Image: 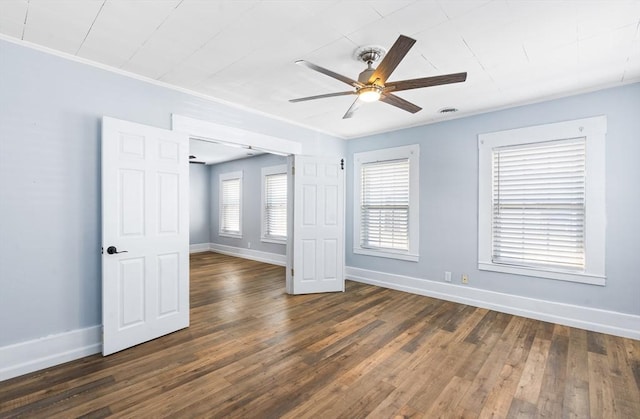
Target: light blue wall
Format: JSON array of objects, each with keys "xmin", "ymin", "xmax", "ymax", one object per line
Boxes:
[
  {"xmin": 346, "ymin": 83, "xmax": 640, "ymax": 316},
  {"xmin": 1, "ymin": 35, "xmax": 636, "ymax": 351},
  {"xmin": 209, "ymin": 153, "xmax": 288, "ymax": 255},
  {"xmin": 189, "ymin": 164, "xmax": 211, "ymax": 245},
  {"xmin": 0, "ymin": 39, "xmax": 340, "ymax": 347}
]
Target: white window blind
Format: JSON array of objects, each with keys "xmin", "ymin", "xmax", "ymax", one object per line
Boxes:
[
  {"xmin": 264, "ymin": 173, "xmax": 287, "ymax": 239},
  {"xmin": 492, "ymin": 138, "xmax": 586, "ymax": 271},
  {"xmin": 361, "ymin": 158, "xmax": 410, "ymax": 251},
  {"xmin": 221, "ymin": 178, "xmax": 240, "ymax": 234}
]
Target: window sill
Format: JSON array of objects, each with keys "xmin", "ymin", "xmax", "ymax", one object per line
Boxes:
[
  {"xmin": 354, "ymin": 247, "xmax": 418, "ymax": 262},
  {"xmin": 261, "ymin": 237, "xmax": 286, "ymax": 245},
  {"xmin": 478, "ymin": 261, "xmax": 605, "ymax": 286},
  {"xmin": 219, "ymin": 232, "xmax": 242, "ymax": 239}
]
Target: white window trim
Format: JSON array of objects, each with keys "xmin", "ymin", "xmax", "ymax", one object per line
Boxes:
[
  {"xmin": 219, "ymin": 170, "xmax": 243, "ymax": 239},
  {"xmin": 478, "ymin": 116, "xmax": 606, "ymax": 285},
  {"xmin": 261, "ymin": 164, "xmax": 288, "ymax": 244},
  {"xmin": 353, "ymin": 144, "xmax": 420, "ymax": 262}
]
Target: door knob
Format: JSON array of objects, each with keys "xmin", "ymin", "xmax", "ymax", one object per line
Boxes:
[{"xmin": 106, "ymin": 246, "xmax": 128, "ymax": 255}]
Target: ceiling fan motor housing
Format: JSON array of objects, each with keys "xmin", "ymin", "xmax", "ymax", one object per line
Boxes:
[
  {"xmin": 358, "ymin": 68, "xmax": 376, "ymax": 84},
  {"xmin": 355, "ymin": 46, "xmax": 386, "ymax": 84}
]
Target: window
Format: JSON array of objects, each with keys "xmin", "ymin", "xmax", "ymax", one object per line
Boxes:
[
  {"xmin": 262, "ymin": 165, "xmax": 287, "ymax": 243},
  {"xmin": 219, "ymin": 171, "xmax": 242, "ymax": 238},
  {"xmin": 354, "ymin": 144, "xmax": 419, "ymax": 261},
  {"xmin": 478, "ymin": 116, "xmax": 606, "ymax": 285}
]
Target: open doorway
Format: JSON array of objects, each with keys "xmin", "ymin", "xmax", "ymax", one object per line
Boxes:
[
  {"xmin": 173, "ymin": 114, "xmax": 345, "ymax": 296},
  {"xmin": 101, "ymin": 115, "xmax": 343, "ymax": 355},
  {"xmin": 188, "ymin": 137, "xmax": 290, "ymax": 268}
]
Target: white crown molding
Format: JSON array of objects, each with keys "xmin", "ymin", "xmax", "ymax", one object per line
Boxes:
[
  {"xmin": 0, "ymin": 34, "xmax": 344, "ymax": 140},
  {"xmin": 4, "ymin": 34, "xmax": 637, "ymax": 142},
  {"xmin": 0, "ymin": 326, "xmax": 102, "ymax": 382},
  {"xmin": 343, "ymin": 80, "xmax": 640, "ymax": 140},
  {"xmin": 346, "ymin": 266, "xmax": 640, "ymax": 340}
]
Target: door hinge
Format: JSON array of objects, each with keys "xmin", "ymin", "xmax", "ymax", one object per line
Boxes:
[
  {"xmin": 292, "ymin": 166, "xmax": 295, "ymax": 175},
  {"xmin": 291, "ymin": 268, "xmax": 294, "ymax": 277},
  {"xmin": 340, "ymin": 158, "xmax": 344, "ymax": 170}
]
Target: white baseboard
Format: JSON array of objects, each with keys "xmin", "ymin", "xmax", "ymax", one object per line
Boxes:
[
  {"xmin": 346, "ymin": 266, "xmax": 640, "ymax": 340},
  {"xmin": 189, "ymin": 243, "xmax": 211, "ymax": 253},
  {"xmin": 0, "ymin": 326, "xmax": 102, "ymax": 382},
  {"xmin": 6, "ymin": 264, "xmax": 632, "ymax": 383},
  {"xmin": 208, "ymin": 243, "xmax": 286, "ymax": 266}
]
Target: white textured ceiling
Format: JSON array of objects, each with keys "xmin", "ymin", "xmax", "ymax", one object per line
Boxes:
[
  {"xmin": 1, "ymin": 0, "xmax": 639, "ymax": 139},
  {"xmin": 189, "ymin": 138, "xmax": 263, "ymax": 165}
]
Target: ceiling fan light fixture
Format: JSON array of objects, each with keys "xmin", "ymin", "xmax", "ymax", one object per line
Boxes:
[{"xmin": 358, "ymin": 85, "xmax": 382, "ymax": 102}]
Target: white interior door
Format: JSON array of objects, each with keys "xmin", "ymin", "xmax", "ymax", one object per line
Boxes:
[
  {"xmin": 102, "ymin": 116, "xmax": 189, "ymax": 355},
  {"xmin": 289, "ymin": 155, "xmax": 345, "ymax": 294}
]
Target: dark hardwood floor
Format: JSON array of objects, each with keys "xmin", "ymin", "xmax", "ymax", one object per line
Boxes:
[{"xmin": 1, "ymin": 252, "xmax": 639, "ymax": 418}]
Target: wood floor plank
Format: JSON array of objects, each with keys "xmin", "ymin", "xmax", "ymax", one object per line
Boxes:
[
  {"xmin": 589, "ymin": 351, "xmax": 618, "ymax": 418},
  {"xmin": 587, "ymin": 330, "xmax": 609, "ymax": 355},
  {"xmin": 513, "ymin": 334, "xmax": 552, "ymax": 407},
  {"xmin": 423, "ymin": 375, "xmax": 473, "ymax": 418},
  {"xmin": 562, "ymin": 327, "xmax": 591, "ymax": 419},
  {"xmin": 506, "ymin": 397, "xmax": 539, "ymax": 418},
  {"xmin": 457, "ymin": 316, "xmax": 526, "ymax": 413},
  {"xmin": 477, "ymin": 318, "xmax": 537, "ymax": 419},
  {"xmin": 1, "ymin": 252, "xmax": 638, "ymax": 418},
  {"xmin": 536, "ymin": 324, "xmax": 570, "ymax": 417},
  {"xmin": 404, "ymin": 333, "xmax": 479, "ymax": 412}
]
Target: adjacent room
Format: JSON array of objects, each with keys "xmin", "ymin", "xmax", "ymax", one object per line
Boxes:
[
  {"xmin": 189, "ymin": 139, "xmax": 290, "ymax": 263},
  {"xmin": 1, "ymin": 1, "xmax": 639, "ymax": 417}
]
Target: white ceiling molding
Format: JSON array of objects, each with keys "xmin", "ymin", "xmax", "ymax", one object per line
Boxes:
[
  {"xmin": 1, "ymin": 1, "xmax": 638, "ymax": 138},
  {"xmin": 172, "ymin": 114, "xmax": 302, "ymax": 157}
]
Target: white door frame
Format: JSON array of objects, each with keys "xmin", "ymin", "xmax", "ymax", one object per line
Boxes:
[
  {"xmin": 172, "ymin": 115, "xmax": 348, "ymax": 295},
  {"xmin": 172, "ymin": 115, "xmax": 302, "ymax": 156},
  {"xmin": 171, "ymin": 115, "xmax": 305, "ymax": 292}
]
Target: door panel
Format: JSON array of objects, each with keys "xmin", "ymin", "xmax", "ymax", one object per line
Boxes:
[
  {"xmin": 324, "ymin": 185, "xmax": 338, "ymax": 225},
  {"xmin": 302, "ymin": 185, "xmax": 317, "ymax": 225},
  {"xmin": 158, "ymin": 252, "xmax": 180, "ymax": 316},
  {"xmin": 324, "ymin": 240, "xmax": 338, "ymax": 279},
  {"xmin": 158, "ymin": 172, "xmax": 179, "ymax": 234},
  {"xmin": 102, "ymin": 116, "xmax": 189, "ymax": 355},
  {"xmin": 291, "ymin": 156, "xmax": 344, "ymax": 294},
  {"xmin": 119, "ymin": 258, "xmax": 145, "ymax": 327},
  {"xmin": 120, "ymin": 169, "xmax": 145, "ymax": 236}
]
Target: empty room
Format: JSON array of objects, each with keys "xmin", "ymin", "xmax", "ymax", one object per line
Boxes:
[{"xmin": 0, "ymin": 1, "xmax": 639, "ymax": 417}]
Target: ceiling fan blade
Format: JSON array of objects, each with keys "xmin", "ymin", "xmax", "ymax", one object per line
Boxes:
[
  {"xmin": 343, "ymin": 97, "xmax": 363, "ymax": 119},
  {"xmin": 189, "ymin": 161, "xmax": 206, "ymax": 164},
  {"xmin": 368, "ymin": 35, "xmax": 416, "ymax": 84},
  {"xmin": 380, "ymin": 93, "xmax": 422, "ymax": 114},
  {"xmin": 289, "ymin": 91, "xmax": 356, "ymax": 103},
  {"xmin": 296, "ymin": 60, "xmax": 363, "ymax": 87},
  {"xmin": 385, "ymin": 72, "xmax": 467, "ymax": 92}
]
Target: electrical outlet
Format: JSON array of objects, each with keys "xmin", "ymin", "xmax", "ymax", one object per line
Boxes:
[
  {"xmin": 462, "ymin": 274, "xmax": 469, "ymax": 284},
  {"xmin": 444, "ymin": 271, "xmax": 452, "ymax": 282}
]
